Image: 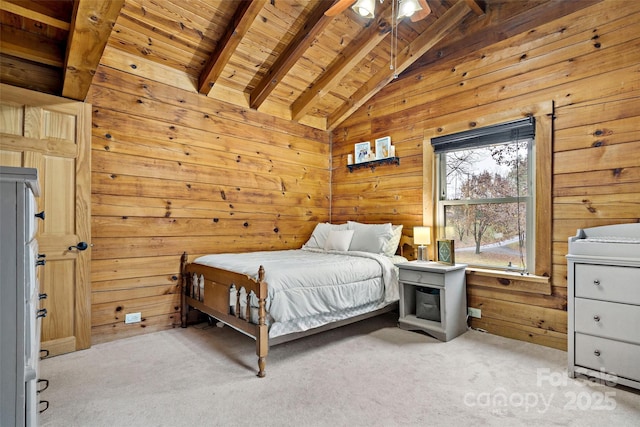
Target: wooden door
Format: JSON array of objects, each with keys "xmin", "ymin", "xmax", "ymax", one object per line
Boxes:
[{"xmin": 0, "ymin": 83, "xmax": 91, "ymax": 356}]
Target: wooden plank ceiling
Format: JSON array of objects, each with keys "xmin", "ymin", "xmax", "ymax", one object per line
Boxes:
[{"xmin": 0, "ymin": 0, "xmax": 600, "ymax": 130}]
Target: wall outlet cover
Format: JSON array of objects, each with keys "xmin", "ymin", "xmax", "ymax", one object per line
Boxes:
[
  {"xmin": 467, "ymin": 307, "xmax": 482, "ymax": 318},
  {"xmin": 125, "ymin": 312, "xmax": 142, "ymax": 324}
]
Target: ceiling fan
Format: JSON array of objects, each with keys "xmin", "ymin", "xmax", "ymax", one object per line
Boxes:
[{"xmin": 325, "ymin": 0, "xmax": 432, "ymax": 22}]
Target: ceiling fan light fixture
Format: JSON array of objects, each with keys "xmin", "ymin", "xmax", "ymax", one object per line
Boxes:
[
  {"xmin": 352, "ymin": 0, "xmax": 376, "ymax": 19},
  {"xmin": 397, "ymin": 0, "xmax": 422, "ymax": 20}
]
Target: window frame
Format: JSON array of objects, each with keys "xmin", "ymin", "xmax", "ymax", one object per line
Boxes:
[
  {"xmin": 435, "ymin": 136, "xmax": 535, "ymax": 272},
  {"xmin": 422, "ymin": 101, "xmax": 553, "ymax": 277}
]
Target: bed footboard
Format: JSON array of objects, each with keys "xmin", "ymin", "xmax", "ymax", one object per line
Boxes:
[{"xmin": 180, "ymin": 252, "xmax": 269, "ymax": 377}]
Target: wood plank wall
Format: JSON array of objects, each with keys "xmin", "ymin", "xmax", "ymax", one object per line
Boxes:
[
  {"xmin": 85, "ymin": 66, "xmax": 330, "ymax": 344},
  {"xmin": 331, "ymin": 0, "xmax": 640, "ymax": 350}
]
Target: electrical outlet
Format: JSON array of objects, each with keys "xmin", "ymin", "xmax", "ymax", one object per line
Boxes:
[
  {"xmin": 125, "ymin": 312, "xmax": 141, "ymax": 324},
  {"xmin": 467, "ymin": 307, "xmax": 482, "ymax": 318}
]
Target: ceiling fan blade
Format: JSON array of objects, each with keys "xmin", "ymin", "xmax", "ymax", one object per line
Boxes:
[
  {"xmin": 325, "ymin": 0, "xmax": 356, "ymax": 17},
  {"xmin": 411, "ymin": 0, "xmax": 432, "ymax": 22}
]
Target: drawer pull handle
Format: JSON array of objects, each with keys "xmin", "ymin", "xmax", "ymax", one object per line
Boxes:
[
  {"xmin": 593, "ymin": 315, "xmax": 600, "ymax": 322},
  {"xmin": 593, "ymin": 279, "xmax": 600, "ymax": 286},
  {"xmin": 37, "ymin": 378, "xmax": 49, "ymax": 393},
  {"xmin": 594, "ymin": 349, "xmax": 601, "ymax": 356},
  {"xmin": 36, "ymin": 308, "xmax": 47, "ymax": 319},
  {"xmin": 39, "ymin": 400, "xmax": 49, "ymax": 413}
]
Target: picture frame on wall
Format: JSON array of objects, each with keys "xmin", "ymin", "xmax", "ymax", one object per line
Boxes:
[
  {"xmin": 355, "ymin": 141, "xmax": 371, "ymax": 164},
  {"xmin": 436, "ymin": 239, "xmax": 455, "ymax": 265},
  {"xmin": 375, "ymin": 136, "xmax": 391, "ymax": 159}
]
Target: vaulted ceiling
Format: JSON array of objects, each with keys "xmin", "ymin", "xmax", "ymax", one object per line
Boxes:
[{"xmin": 0, "ymin": 0, "xmax": 600, "ymax": 130}]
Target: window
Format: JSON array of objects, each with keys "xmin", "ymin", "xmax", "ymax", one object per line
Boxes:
[{"xmin": 433, "ymin": 118, "xmax": 535, "ymax": 272}]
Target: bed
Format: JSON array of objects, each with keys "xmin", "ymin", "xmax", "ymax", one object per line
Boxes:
[{"xmin": 180, "ymin": 221, "xmax": 413, "ymax": 377}]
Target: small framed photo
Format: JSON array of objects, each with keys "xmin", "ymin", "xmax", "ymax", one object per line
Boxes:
[
  {"xmin": 436, "ymin": 239, "xmax": 455, "ymax": 265},
  {"xmin": 375, "ymin": 136, "xmax": 391, "ymax": 159},
  {"xmin": 355, "ymin": 141, "xmax": 371, "ymax": 164}
]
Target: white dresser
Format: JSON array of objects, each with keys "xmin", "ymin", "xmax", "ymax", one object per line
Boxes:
[
  {"xmin": 0, "ymin": 167, "xmax": 48, "ymax": 426},
  {"xmin": 567, "ymin": 223, "xmax": 640, "ymax": 390}
]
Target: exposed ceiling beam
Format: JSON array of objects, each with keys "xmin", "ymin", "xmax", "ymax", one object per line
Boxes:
[
  {"xmin": 465, "ymin": 0, "xmax": 486, "ymax": 16},
  {"xmin": 401, "ymin": 0, "xmax": 602, "ymax": 78},
  {"xmin": 249, "ymin": 1, "xmax": 335, "ymax": 110},
  {"xmin": 198, "ymin": 0, "xmax": 267, "ymax": 95},
  {"xmin": 428, "ymin": 0, "xmax": 450, "ymax": 18},
  {"xmin": 0, "ymin": 0, "xmax": 70, "ymax": 30},
  {"xmin": 62, "ymin": 0, "xmax": 124, "ymax": 101},
  {"xmin": 328, "ymin": 0, "xmax": 476, "ymax": 130},
  {"xmin": 291, "ymin": 2, "xmax": 393, "ymax": 122}
]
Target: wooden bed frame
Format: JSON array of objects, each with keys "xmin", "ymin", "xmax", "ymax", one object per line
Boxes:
[{"xmin": 180, "ymin": 235, "xmax": 414, "ymax": 377}]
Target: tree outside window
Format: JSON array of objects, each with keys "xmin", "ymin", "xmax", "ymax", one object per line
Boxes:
[{"xmin": 439, "ymin": 140, "xmax": 533, "ymax": 271}]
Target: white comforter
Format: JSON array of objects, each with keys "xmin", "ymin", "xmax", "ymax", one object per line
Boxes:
[{"xmin": 193, "ymin": 248, "xmax": 399, "ymax": 324}]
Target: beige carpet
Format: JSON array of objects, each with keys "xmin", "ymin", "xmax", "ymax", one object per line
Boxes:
[{"xmin": 39, "ymin": 313, "xmax": 640, "ymax": 426}]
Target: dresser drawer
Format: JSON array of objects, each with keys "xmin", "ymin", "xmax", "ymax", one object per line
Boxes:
[
  {"xmin": 575, "ymin": 333, "xmax": 640, "ymax": 383},
  {"xmin": 575, "ymin": 264, "xmax": 640, "ymax": 305},
  {"xmin": 574, "ymin": 298, "xmax": 640, "ymax": 344},
  {"xmin": 399, "ymin": 269, "xmax": 444, "ymax": 287}
]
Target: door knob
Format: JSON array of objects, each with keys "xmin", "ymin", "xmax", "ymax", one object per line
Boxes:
[{"xmin": 68, "ymin": 241, "xmax": 89, "ymax": 251}]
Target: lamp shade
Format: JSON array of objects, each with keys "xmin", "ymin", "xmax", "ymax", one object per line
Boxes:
[
  {"xmin": 414, "ymin": 226, "xmax": 431, "ymax": 245},
  {"xmin": 352, "ymin": 0, "xmax": 375, "ymax": 18},
  {"xmin": 397, "ymin": 0, "xmax": 422, "ymax": 19}
]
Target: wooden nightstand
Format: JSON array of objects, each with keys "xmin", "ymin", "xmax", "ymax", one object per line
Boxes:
[{"xmin": 397, "ymin": 261, "xmax": 467, "ymax": 342}]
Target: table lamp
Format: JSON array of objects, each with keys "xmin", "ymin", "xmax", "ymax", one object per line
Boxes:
[{"xmin": 414, "ymin": 226, "xmax": 431, "ymax": 261}]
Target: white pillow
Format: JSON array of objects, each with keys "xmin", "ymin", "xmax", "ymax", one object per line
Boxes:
[
  {"xmin": 347, "ymin": 221, "xmax": 394, "ymax": 254},
  {"xmin": 323, "ymin": 229, "xmax": 355, "ymax": 251},
  {"xmin": 383, "ymin": 224, "xmax": 403, "ymax": 257},
  {"xmin": 303, "ymin": 222, "xmax": 349, "ymax": 249}
]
